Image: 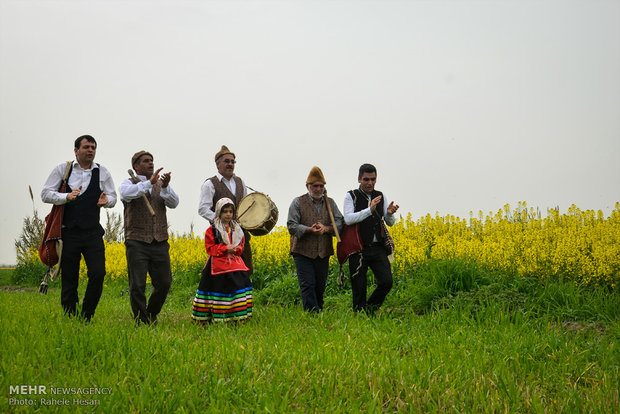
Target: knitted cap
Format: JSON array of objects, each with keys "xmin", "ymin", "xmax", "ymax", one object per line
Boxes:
[
  {"xmin": 215, "ymin": 145, "xmax": 235, "ymax": 162},
  {"xmin": 131, "ymin": 150, "xmax": 153, "ymax": 167},
  {"xmin": 306, "ymin": 166, "xmax": 326, "ymax": 184}
]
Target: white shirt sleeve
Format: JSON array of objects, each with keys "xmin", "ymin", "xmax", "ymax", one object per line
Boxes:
[
  {"xmin": 41, "ymin": 163, "xmax": 70, "ymax": 205},
  {"xmin": 343, "ymin": 192, "xmax": 372, "ymax": 225},
  {"xmin": 198, "ymin": 179, "xmax": 216, "ymax": 222},
  {"xmin": 343, "ymin": 191, "xmax": 395, "ymax": 226},
  {"xmin": 160, "ymin": 185, "xmax": 179, "ymax": 209},
  {"xmin": 382, "ymin": 194, "xmax": 395, "ymax": 226},
  {"xmin": 99, "ymin": 164, "xmax": 117, "ymax": 208},
  {"xmin": 120, "ymin": 177, "xmax": 179, "ymax": 209},
  {"xmin": 119, "ymin": 177, "xmax": 152, "ymax": 202}
]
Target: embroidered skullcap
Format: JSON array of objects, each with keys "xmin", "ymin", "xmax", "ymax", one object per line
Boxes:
[
  {"xmin": 306, "ymin": 166, "xmax": 326, "ymax": 185},
  {"xmin": 215, "ymin": 145, "xmax": 235, "ymax": 162},
  {"xmin": 131, "ymin": 150, "xmax": 153, "ymax": 167}
]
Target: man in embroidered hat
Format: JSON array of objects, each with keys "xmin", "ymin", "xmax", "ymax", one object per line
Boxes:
[
  {"xmin": 41, "ymin": 135, "xmax": 117, "ymax": 323},
  {"xmin": 343, "ymin": 163, "xmax": 399, "ymax": 314},
  {"xmin": 287, "ymin": 166, "xmax": 343, "ymax": 312},
  {"xmin": 119, "ymin": 150, "xmax": 179, "ymax": 325},
  {"xmin": 198, "ymin": 145, "xmax": 253, "ymax": 274}
]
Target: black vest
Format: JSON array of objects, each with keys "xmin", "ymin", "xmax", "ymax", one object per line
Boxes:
[
  {"xmin": 63, "ymin": 166, "xmax": 102, "ymax": 231},
  {"xmin": 350, "ymin": 188, "xmax": 384, "ymax": 246}
]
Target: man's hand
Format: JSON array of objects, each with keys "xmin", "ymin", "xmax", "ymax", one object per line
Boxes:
[
  {"xmin": 369, "ymin": 195, "xmax": 382, "ymax": 212},
  {"xmin": 387, "ymin": 201, "xmax": 400, "ymax": 215},
  {"xmin": 160, "ymin": 172, "xmax": 171, "ymax": 188},
  {"xmin": 97, "ymin": 192, "xmax": 109, "ymax": 207},
  {"xmin": 150, "ymin": 168, "xmax": 163, "ymax": 185},
  {"xmin": 307, "ymin": 223, "xmax": 331, "ymax": 235},
  {"xmin": 66, "ymin": 186, "xmax": 82, "ymax": 202},
  {"xmin": 315, "ymin": 223, "xmax": 332, "ymax": 235}
]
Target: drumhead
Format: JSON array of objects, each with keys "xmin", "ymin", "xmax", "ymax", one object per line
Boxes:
[{"xmin": 237, "ymin": 192, "xmax": 273, "ymax": 229}]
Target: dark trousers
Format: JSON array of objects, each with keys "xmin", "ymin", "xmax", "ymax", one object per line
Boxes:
[
  {"xmin": 293, "ymin": 254, "xmax": 329, "ymax": 312},
  {"xmin": 349, "ymin": 245, "xmax": 393, "ymax": 312},
  {"xmin": 60, "ymin": 227, "xmax": 106, "ymax": 320},
  {"xmin": 125, "ymin": 239, "xmax": 172, "ymax": 324}
]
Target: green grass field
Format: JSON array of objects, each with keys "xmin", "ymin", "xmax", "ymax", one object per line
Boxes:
[
  {"xmin": 0, "ymin": 268, "xmax": 14, "ymax": 286},
  {"xmin": 1, "ymin": 264, "xmax": 618, "ymax": 413}
]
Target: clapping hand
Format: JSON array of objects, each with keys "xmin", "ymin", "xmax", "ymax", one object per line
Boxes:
[
  {"xmin": 369, "ymin": 195, "xmax": 382, "ymax": 212},
  {"xmin": 387, "ymin": 201, "xmax": 399, "ymax": 215},
  {"xmin": 150, "ymin": 168, "xmax": 163, "ymax": 185},
  {"xmin": 160, "ymin": 172, "xmax": 171, "ymax": 188}
]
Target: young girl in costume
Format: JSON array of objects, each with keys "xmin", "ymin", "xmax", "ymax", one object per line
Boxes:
[{"xmin": 191, "ymin": 198, "xmax": 253, "ymax": 324}]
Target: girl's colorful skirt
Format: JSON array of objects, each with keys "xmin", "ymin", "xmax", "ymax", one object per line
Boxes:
[{"xmin": 191, "ymin": 259, "xmax": 253, "ymax": 324}]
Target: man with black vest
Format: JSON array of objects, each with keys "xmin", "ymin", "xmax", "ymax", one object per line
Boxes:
[
  {"xmin": 198, "ymin": 145, "xmax": 253, "ymax": 274},
  {"xmin": 287, "ymin": 166, "xmax": 343, "ymax": 312},
  {"xmin": 343, "ymin": 163, "xmax": 399, "ymax": 313},
  {"xmin": 120, "ymin": 151, "xmax": 179, "ymax": 325},
  {"xmin": 41, "ymin": 135, "xmax": 117, "ymax": 322}
]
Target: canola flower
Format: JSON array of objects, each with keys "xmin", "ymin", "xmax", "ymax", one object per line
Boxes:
[
  {"xmin": 19, "ymin": 203, "xmax": 619, "ymax": 288},
  {"xmin": 389, "ymin": 202, "xmax": 619, "ymax": 287},
  {"xmin": 87, "ymin": 233, "xmax": 207, "ymax": 282}
]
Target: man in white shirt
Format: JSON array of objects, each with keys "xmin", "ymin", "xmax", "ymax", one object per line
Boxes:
[
  {"xmin": 198, "ymin": 145, "xmax": 253, "ymax": 274},
  {"xmin": 343, "ymin": 163, "xmax": 399, "ymax": 314},
  {"xmin": 41, "ymin": 135, "xmax": 117, "ymax": 322},
  {"xmin": 119, "ymin": 151, "xmax": 179, "ymax": 325}
]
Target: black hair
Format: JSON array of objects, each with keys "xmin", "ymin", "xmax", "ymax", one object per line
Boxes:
[
  {"xmin": 358, "ymin": 163, "xmax": 377, "ymax": 179},
  {"xmin": 74, "ymin": 135, "xmax": 97, "ymax": 149},
  {"xmin": 220, "ymin": 203, "xmax": 235, "ymax": 215}
]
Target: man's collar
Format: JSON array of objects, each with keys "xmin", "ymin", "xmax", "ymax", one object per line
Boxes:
[
  {"xmin": 357, "ymin": 187, "xmax": 372, "ymax": 197},
  {"xmin": 73, "ymin": 159, "xmax": 98, "ymax": 170},
  {"xmin": 216, "ymin": 172, "xmax": 235, "ymax": 181}
]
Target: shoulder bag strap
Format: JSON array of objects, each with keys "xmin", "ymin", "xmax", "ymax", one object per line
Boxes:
[{"xmin": 57, "ymin": 161, "xmax": 73, "ymax": 192}]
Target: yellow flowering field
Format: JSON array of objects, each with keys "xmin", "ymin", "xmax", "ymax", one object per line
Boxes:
[
  {"xmin": 96, "ymin": 233, "xmax": 207, "ymax": 281},
  {"xmin": 63, "ymin": 202, "xmax": 620, "ymax": 287},
  {"xmin": 390, "ymin": 202, "xmax": 619, "ymax": 287}
]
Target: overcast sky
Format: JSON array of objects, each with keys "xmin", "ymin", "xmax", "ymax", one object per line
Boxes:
[{"xmin": 1, "ymin": 0, "xmax": 618, "ymax": 265}]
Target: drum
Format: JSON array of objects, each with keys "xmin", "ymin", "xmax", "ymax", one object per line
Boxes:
[{"xmin": 236, "ymin": 192, "xmax": 279, "ymax": 236}]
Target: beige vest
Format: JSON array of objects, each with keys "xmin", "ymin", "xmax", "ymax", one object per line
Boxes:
[
  {"xmin": 290, "ymin": 193, "xmax": 334, "ymax": 259},
  {"xmin": 123, "ymin": 182, "xmax": 168, "ymax": 243}
]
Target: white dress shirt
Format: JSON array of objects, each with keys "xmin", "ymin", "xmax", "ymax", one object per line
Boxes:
[
  {"xmin": 119, "ymin": 175, "xmax": 179, "ymax": 208},
  {"xmin": 198, "ymin": 172, "xmax": 248, "ymax": 222},
  {"xmin": 343, "ymin": 190, "xmax": 395, "ymax": 226},
  {"xmin": 41, "ymin": 160, "xmax": 117, "ymax": 208}
]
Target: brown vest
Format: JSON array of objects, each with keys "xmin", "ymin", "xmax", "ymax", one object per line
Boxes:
[
  {"xmin": 210, "ymin": 175, "xmax": 245, "ymax": 212},
  {"xmin": 290, "ymin": 193, "xmax": 334, "ymax": 259},
  {"xmin": 123, "ymin": 182, "xmax": 169, "ymax": 243}
]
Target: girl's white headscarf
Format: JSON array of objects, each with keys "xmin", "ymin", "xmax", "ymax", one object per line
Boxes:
[{"xmin": 213, "ymin": 197, "xmax": 244, "ymax": 247}]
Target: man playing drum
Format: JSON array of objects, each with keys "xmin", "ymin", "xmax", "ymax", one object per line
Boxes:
[
  {"xmin": 287, "ymin": 166, "xmax": 343, "ymax": 313},
  {"xmin": 198, "ymin": 145, "xmax": 253, "ymax": 274}
]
